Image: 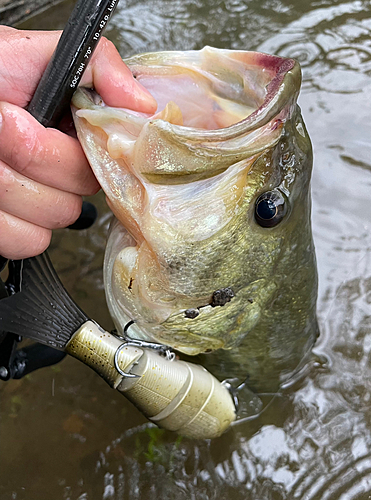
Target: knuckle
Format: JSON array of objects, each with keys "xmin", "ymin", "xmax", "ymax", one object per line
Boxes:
[
  {"xmin": 84, "ymin": 181, "xmax": 100, "ymax": 196},
  {"xmin": 0, "ymin": 161, "xmax": 14, "ymax": 189},
  {"xmin": 0, "ymin": 213, "xmax": 51, "ymax": 259},
  {"xmin": 8, "ymin": 127, "xmax": 45, "ymax": 176},
  {"xmin": 28, "ymin": 230, "xmax": 51, "ymax": 256},
  {"xmin": 54, "ymin": 195, "xmax": 82, "ymax": 228}
]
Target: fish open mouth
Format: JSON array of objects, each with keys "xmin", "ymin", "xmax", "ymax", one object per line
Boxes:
[
  {"xmin": 74, "ymin": 46, "xmax": 300, "ymax": 135},
  {"xmin": 72, "ymin": 47, "xmax": 302, "ymax": 355},
  {"xmin": 126, "ymin": 46, "xmax": 299, "ymax": 134}
]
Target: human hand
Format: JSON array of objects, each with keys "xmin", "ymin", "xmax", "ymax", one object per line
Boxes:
[{"xmin": 0, "ymin": 26, "xmax": 156, "ymax": 259}]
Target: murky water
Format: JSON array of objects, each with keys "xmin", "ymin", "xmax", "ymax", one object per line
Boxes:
[{"xmin": 1, "ymin": 0, "xmax": 371, "ymax": 498}]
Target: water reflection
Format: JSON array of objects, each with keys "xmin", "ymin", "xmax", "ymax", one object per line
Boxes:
[
  {"xmin": 107, "ymin": 0, "xmax": 272, "ymax": 54},
  {"xmin": 258, "ymin": 0, "xmax": 371, "ymax": 94},
  {"xmin": 2, "ymin": 0, "xmax": 371, "ymax": 499}
]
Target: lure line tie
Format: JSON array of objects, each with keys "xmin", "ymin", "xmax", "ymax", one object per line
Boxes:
[{"xmin": 113, "ymin": 336, "xmax": 176, "ymax": 378}]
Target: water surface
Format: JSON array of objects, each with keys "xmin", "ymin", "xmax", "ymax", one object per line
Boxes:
[{"xmin": 1, "ymin": 0, "xmax": 371, "ymax": 498}]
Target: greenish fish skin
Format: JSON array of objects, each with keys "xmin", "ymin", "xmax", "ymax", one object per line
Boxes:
[
  {"xmin": 199, "ymin": 113, "xmax": 318, "ymax": 390},
  {"xmin": 72, "ymin": 47, "xmax": 318, "ymax": 392}
]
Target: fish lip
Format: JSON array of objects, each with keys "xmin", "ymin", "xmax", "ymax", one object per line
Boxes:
[{"xmin": 125, "ymin": 47, "xmax": 301, "ymax": 142}]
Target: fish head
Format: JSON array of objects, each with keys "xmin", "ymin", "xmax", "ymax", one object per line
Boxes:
[{"xmin": 72, "ymin": 47, "xmax": 317, "ymax": 384}]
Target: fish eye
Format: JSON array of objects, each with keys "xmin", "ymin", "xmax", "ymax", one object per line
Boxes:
[{"xmin": 255, "ymin": 190, "xmax": 287, "ymax": 228}]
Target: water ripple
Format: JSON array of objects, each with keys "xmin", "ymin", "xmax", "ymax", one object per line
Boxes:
[
  {"xmin": 258, "ymin": 0, "xmax": 371, "ymax": 93},
  {"xmin": 106, "ymin": 0, "xmax": 279, "ymax": 55}
]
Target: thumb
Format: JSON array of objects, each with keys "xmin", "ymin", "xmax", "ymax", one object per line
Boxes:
[{"xmin": 81, "ymin": 37, "xmax": 157, "ymax": 113}]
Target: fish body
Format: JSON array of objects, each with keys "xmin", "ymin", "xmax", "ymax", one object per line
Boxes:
[{"xmin": 72, "ymin": 47, "xmax": 318, "ymax": 391}]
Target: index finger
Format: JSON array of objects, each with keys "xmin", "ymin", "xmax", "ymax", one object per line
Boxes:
[{"xmin": 0, "ymin": 102, "xmax": 99, "ymax": 195}]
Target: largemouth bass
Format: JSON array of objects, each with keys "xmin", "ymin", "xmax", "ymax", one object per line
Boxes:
[{"xmin": 72, "ymin": 47, "xmax": 318, "ymax": 392}]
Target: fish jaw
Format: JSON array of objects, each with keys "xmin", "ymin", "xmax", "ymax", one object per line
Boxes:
[
  {"xmin": 72, "ymin": 47, "xmax": 314, "ymax": 359},
  {"xmin": 103, "ymin": 217, "xmax": 280, "ymax": 355}
]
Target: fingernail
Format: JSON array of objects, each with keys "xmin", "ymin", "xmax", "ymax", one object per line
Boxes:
[{"xmin": 0, "ymin": 110, "xmax": 3, "ymax": 133}]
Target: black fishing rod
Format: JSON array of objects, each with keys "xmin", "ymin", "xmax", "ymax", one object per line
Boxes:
[
  {"xmin": 28, "ymin": 0, "xmax": 119, "ymax": 127},
  {"xmin": 0, "ymin": 0, "xmax": 120, "ymax": 380}
]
